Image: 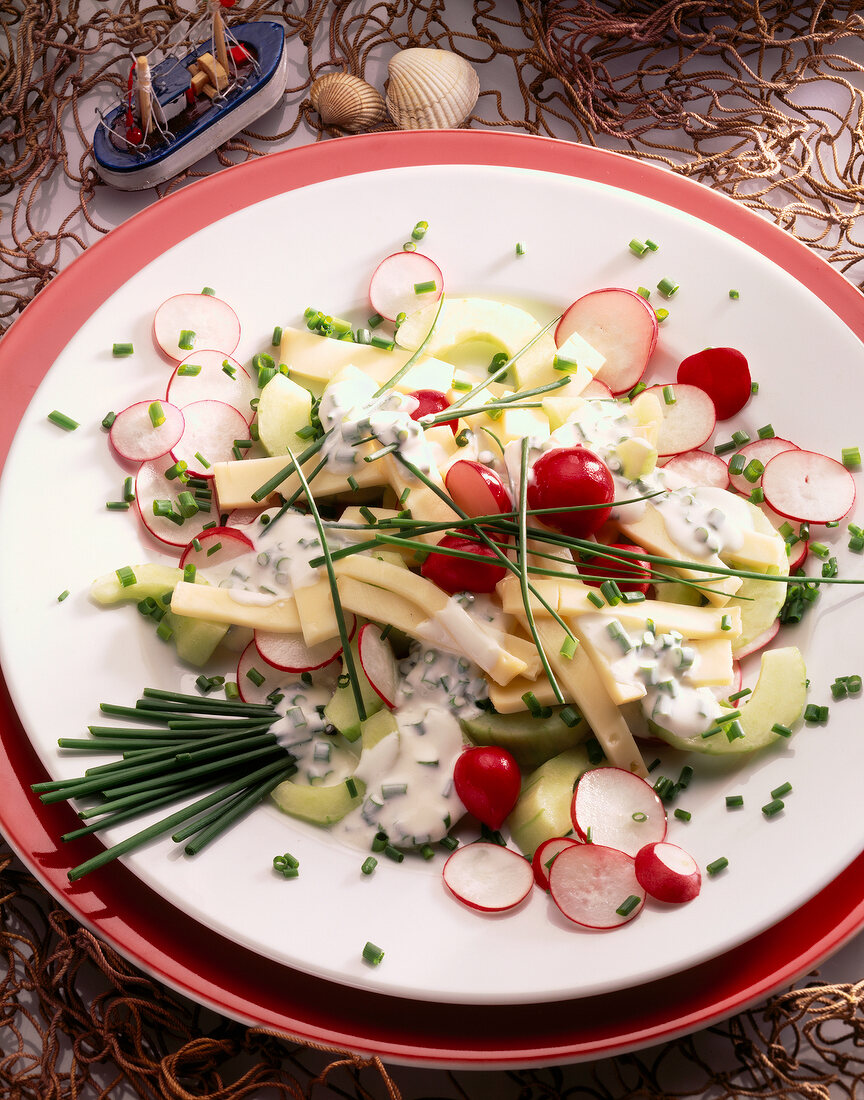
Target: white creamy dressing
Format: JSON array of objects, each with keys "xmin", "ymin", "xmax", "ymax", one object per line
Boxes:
[{"xmin": 578, "ymin": 613, "xmax": 721, "ymax": 739}]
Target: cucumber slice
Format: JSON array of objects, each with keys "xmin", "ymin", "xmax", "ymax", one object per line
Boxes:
[
  {"xmin": 324, "ymin": 637, "xmax": 384, "ymax": 741},
  {"xmin": 650, "ymin": 646, "xmax": 806, "ymax": 755},
  {"xmin": 361, "ymin": 708, "xmax": 398, "ymax": 750},
  {"xmin": 460, "ymin": 706, "xmax": 587, "ymax": 771},
  {"xmin": 161, "ymin": 609, "xmax": 228, "ymax": 667},
  {"xmin": 271, "ymin": 775, "xmax": 365, "ymax": 825},
  {"xmin": 508, "ymin": 745, "xmax": 592, "ymax": 860}
]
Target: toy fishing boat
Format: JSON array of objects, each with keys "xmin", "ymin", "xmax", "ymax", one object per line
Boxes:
[{"xmin": 93, "ymin": 0, "xmax": 288, "ymax": 190}]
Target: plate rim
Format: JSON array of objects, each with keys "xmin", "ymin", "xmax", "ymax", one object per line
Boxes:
[{"xmin": 2, "ymin": 129, "xmax": 864, "ymax": 1065}]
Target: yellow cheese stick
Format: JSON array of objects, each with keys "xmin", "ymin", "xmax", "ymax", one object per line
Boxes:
[
  {"xmin": 488, "ymin": 674, "xmax": 562, "ymax": 714},
  {"xmin": 213, "ymin": 446, "xmax": 387, "ymax": 509},
  {"xmin": 293, "ymin": 578, "xmax": 339, "ymax": 646},
  {"xmin": 170, "ymin": 581, "xmax": 300, "ymax": 632}
]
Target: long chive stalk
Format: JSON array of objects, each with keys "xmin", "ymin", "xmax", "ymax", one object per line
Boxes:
[
  {"xmin": 448, "ymin": 315, "xmax": 563, "ymax": 410},
  {"xmin": 66, "ymin": 758, "xmax": 295, "ymax": 881},
  {"xmin": 518, "ymin": 438, "xmax": 564, "ymax": 702},
  {"xmin": 371, "ymin": 292, "xmax": 446, "ymax": 398},
  {"xmin": 98, "ymin": 742, "xmax": 286, "ymax": 801},
  {"xmin": 250, "ymin": 434, "xmax": 329, "ymax": 503},
  {"xmin": 286, "ymin": 447, "xmax": 367, "ymax": 723},
  {"xmin": 62, "ymin": 778, "xmax": 220, "ymax": 840},
  {"xmin": 182, "ymin": 767, "xmax": 294, "ymax": 855}
]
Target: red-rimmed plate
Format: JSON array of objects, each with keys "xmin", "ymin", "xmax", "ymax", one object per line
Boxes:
[{"xmin": 1, "ymin": 131, "xmax": 863, "ymax": 1062}]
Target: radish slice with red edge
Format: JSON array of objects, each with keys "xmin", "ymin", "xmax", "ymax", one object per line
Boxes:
[
  {"xmin": 761, "ymin": 449, "xmax": 856, "ymax": 523},
  {"xmin": 171, "ymin": 399, "xmax": 250, "ymax": 478},
  {"xmin": 179, "ymin": 525, "xmax": 255, "ymax": 572},
  {"xmin": 570, "ymin": 767, "xmax": 666, "ymax": 856},
  {"xmin": 255, "ymin": 617, "xmax": 354, "ymax": 673},
  {"xmin": 787, "ymin": 537, "xmax": 808, "ymax": 571},
  {"xmin": 153, "ymin": 293, "xmax": 240, "ymax": 362},
  {"xmin": 635, "ymin": 841, "xmax": 701, "ymax": 903},
  {"xmin": 727, "ymin": 437, "xmax": 798, "ymax": 496},
  {"xmin": 443, "ymin": 842, "xmax": 534, "ymax": 913},
  {"xmin": 357, "ymin": 623, "xmax": 398, "ymax": 708},
  {"xmin": 453, "ymin": 746, "xmax": 521, "ymax": 830},
  {"xmin": 548, "ymin": 843, "xmax": 645, "ymax": 928},
  {"xmin": 532, "ymin": 836, "xmax": 580, "ymax": 890},
  {"xmin": 677, "ymin": 347, "xmax": 751, "ymax": 420},
  {"xmin": 167, "ymin": 350, "xmax": 256, "ymax": 421},
  {"xmin": 555, "ymin": 288, "xmax": 658, "ymax": 395},
  {"xmin": 409, "ymin": 390, "xmax": 459, "ymax": 435},
  {"xmin": 445, "ymin": 460, "xmax": 512, "ymax": 517},
  {"xmin": 369, "ymin": 252, "xmax": 443, "ymax": 323},
  {"xmin": 109, "ymin": 401, "xmax": 185, "ymax": 462},
  {"xmin": 135, "ymin": 459, "xmax": 210, "ymax": 548},
  {"xmin": 733, "ymin": 619, "xmax": 780, "ymax": 659},
  {"xmin": 662, "ymin": 449, "xmax": 730, "ymax": 490},
  {"xmin": 236, "ymin": 640, "xmax": 281, "ymax": 704},
  {"xmin": 644, "ymin": 384, "xmax": 716, "ymax": 456}
]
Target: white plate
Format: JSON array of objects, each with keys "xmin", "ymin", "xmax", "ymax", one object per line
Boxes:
[{"xmin": 1, "ymin": 160, "xmax": 862, "ymax": 1006}]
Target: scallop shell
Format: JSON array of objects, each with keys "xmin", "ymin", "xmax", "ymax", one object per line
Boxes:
[
  {"xmin": 310, "ymin": 73, "xmax": 387, "ymax": 132},
  {"xmin": 386, "ymin": 48, "xmax": 480, "ymax": 130}
]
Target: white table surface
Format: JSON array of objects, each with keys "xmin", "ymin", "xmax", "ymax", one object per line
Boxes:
[{"xmin": 1, "ymin": 6, "xmax": 862, "ymax": 1096}]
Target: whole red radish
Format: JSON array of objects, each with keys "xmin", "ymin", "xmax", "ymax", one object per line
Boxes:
[
  {"xmin": 527, "ymin": 447, "xmax": 615, "ymax": 538},
  {"xmin": 635, "ymin": 841, "xmax": 701, "ymax": 903},
  {"xmin": 445, "ymin": 460, "xmax": 512, "ymax": 516},
  {"xmin": 579, "ymin": 541, "xmax": 652, "ymax": 594},
  {"xmin": 453, "ymin": 746, "xmax": 521, "ymax": 830},
  {"xmin": 677, "ymin": 347, "xmax": 751, "ymax": 420},
  {"xmin": 421, "ymin": 533, "xmax": 507, "ymax": 594},
  {"xmin": 409, "ymin": 389, "xmax": 459, "ymax": 435}
]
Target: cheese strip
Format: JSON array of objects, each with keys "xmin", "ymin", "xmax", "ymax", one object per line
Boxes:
[
  {"xmin": 213, "ymin": 447, "xmax": 387, "ymax": 509},
  {"xmin": 294, "ymin": 578, "xmax": 339, "ymax": 646},
  {"xmin": 170, "ymin": 581, "xmax": 300, "ymax": 632},
  {"xmin": 488, "ymin": 674, "xmax": 563, "ymax": 714},
  {"xmin": 528, "ymin": 617, "xmax": 647, "ymax": 777}
]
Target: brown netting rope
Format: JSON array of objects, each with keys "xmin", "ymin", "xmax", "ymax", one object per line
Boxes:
[{"xmin": 2, "ymin": 1, "xmax": 864, "ymax": 1095}]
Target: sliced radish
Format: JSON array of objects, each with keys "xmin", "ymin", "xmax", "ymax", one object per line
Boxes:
[
  {"xmin": 555, "ymin": 288, "xmax": 658, "ymax": 395},
  {"xmin": 445, "ymin": 460, "xmax": 512, "ymax": 517},
  {"xmin": 179, "ymin": 525, "xmax": 255, "ymax": 572},
  {"xmin": 369, "ymin": 252, "xmax": 443, "ymax": 323},
  {"xmin": 443, "ymin": 842, "xmax": 534, "ymax": 913},
  {"xmin": 152, "ymin": 293, "xmax": 240, "ymax": 362},
  {"xmin": 453, "ymin": 746, "xmax": 521, "ymax": 830},
  {"xmin": 733, "ymin": 619, "xmax": 780, "ymax": 659},
  {"xmin": 171, "ymin": 399, "xmax": 250, "ymax": 478},
  {"xmin": 643, "ymin": 384, "xmax": 716, "ymax": 456},
  {"xmin": 581, "ymin": 378, "xmax": 614, "ymax": 399},
  {"xmin": 548, "ymin": 843, "xmax": 644, "ymax": 928},
  {"xmin": 787, "ymin": 539, "xmax": 808, "ymax": 570},
  {"xmin": 135, "ymin": 459, "xmax": 211, "ymax": 548},
  {"xmin": 570, "ymin": 767, "xmax": 666, "ymax": 857},
  {"xmin": 662, "ymin": 449, "xmax": 729, "ymax": 490},
  {"xmin": 167, "ymin": 350, "xmax": 256, "ymax": 421},
  {"xmin": 409, "ymin": 390, "xmax": 460, "ymax": 435},
  {"xmin": 728, "ymin": 437, "xmax": 798, "ymax": 496},
  {"xmin": 357, "ymin": 623, "xmax": 398, "ymax": 708},
  {"xmin": 532, "ymin": 836, "xmax": 580, "ymax": 890},
  {"xmin": 677, "ymin": 347, "xmax": 751, "ymax": 420},
  {"xmin": 634, "ymin": 841, "xmax": 701, "ymax": 903},
  {"xmin": 761, "ymin": 449, "xmax": 856, "ymax": 523},
  {"xmin": 255, "ymin": 621, "xmax": 351, "ymax": 673},
  {"xmin": 109, "ymin": 401, "xmax": 185, "ymax": 462},
  {"xmin": 236, "ymin": 640, "xmax": 281, "ymax": 704}
]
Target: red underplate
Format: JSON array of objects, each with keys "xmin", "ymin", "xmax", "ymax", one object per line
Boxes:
[{"xmin": 2, "ymin": 131, "xmax": 863, "ymax": 1066}]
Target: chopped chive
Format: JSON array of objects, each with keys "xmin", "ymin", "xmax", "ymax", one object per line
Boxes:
[
  {"xmin": 384, "ymin": 844, "xmax": 404, "ymax": 863},
  {"xmin": 714, "ymin": 439, "xmax": 737, "ymax": 455},
  {"xmin": 762, "ymin": 798, "xmax": 784, "ymax": 818},
  {"xmin": 616, "ymin": 894, "xmax": 641, "ymax": 916},
  {"xmin": 757, "ymin": 424, "xmax": 775, "ymax": 439},
  {"xmin": 413, "ymin": 280, "xmax": 437, "ymax": 294},
  {"xmin": 731, "ymin": 429, "xmax": 750, "ymax": 447},
  {"xmin": 177, "ymin": 363, "xmax": 201, "ymax": 376},
  {"xmin": 645, "ymin": 238, "xmax": 659, "ymax": 251},
  {"xmin": 101, "ymin": 411, "xmax": 116, "ymax": 430},
  {"xmin": 725, "ymin": 794, "xmax": 744, "ymax": 808},
  {"xmin": 202, "ymin": 287, "xmax": 215, "ymax": 296},
  {"xmin": 402, "ymin": 241, "xmax": 417, "ymax": 252},
  {"xmin": 367, "ymin": 312, "xmax": 384, "ymax": 329},
  {"xmin": 727, "ymin": 687, "xmax": 751, "ymax": 703},
  {"xmin": 362, "ymin": 941, "xmax": 384, "ymax": 966},
  {"xmin": 271, "ymin": 326, "xmax": 282, "ymax": 347},
  {"xmin": 515, "ymin": 241, "xmax": 526, "ymax": 256},
  {"xmin": 440, "ymin": 835, "xmax": 459, "ymax": 852},
  {"xmin": 361, "ymin": 856, "xmax": 377, "ymax": 875},
  {"xmin": 771, "ymin": 781, "xmax": 792, "ymax": 799},
  {"xmin": 706, "ymin": 856, "xmax": 728, "ymax": 875},
  {"xmin": 345, "ymin": 777, "xmax": 358, "ymax": 798},
  {"xmin": 631, "ymin": 811, "xmax": 647, "ymax": 822},
  {"xmin": 743, "ymin": 458, "xmax": 764, "ymax": 483},
  {"xmin": 559, "ymin": 706, "xmax": 581, "ymax": 728},
  {"xmin": 677, "ymin": 765, "xmax": 694, "ymax": 789},
  {"xmin": 629, "ymin": 239, "xmax": 649, "ymax": 256},
  {"xmin": 57, "ymin": 589, "xmax": 70, "ymax": 602},
  {"xmin": 599, "ymin": 580, "xmax": 622, "ymax": 605},
  {"xmin": 831, "ymin": 679, "xmax": 848, "ymax": 700},
  {"xmin": 148, "ymin": 401, "xmax": 165, "ymax": 428},
  {"xmin": 749, "ymin": 487, "xmax": 765, "ymax": 504},
  {"xmin": 222, "ymin": 362, "xmax": 237, "ymax": 379},
  {"xmin": 194, "ymin": 452, "xmax": 211, "ymax": 469},
  {"xmin": 112, "ymin": 342, "xmax": 134, "ymax": 357},
  {"xmin": 771, "ymin": 722, "xmax": 792, "ymax": 738},
  {"xmin": 178, "ymin": 330, "xmax": 195, "ymax": 350},
  {"xmin": 654, "ymin": 308, "xmax": 670, "ymax": 322},
  {"xmin": 106, "ymin": 501, "xmax": 130, "ymax": 511},
  {"xmin": 728, "ymin": 288, "xmax": 740, "ymax": 299},
  {"xmin": 246, "ymin": 667, "xmax": 265, "ymax": 687},
  {"xmin": 115, "ymin": 566, "xmax": 137, "ymax": 588},
  {"xmin": 662, "ymin": 385, "xmax": 676, "ymax": 405},
  {"xmin": 553, "ymin": 355, "xmax": 579, "ymax": 373},
  {"xmin": 629, "ymin": 381, "xmax": 647, "ymax": 398},
  {"xmin": 750, "ymin": 381, "xmax": 760, "ymax": 394},
  {"xmin": 657, "ymin": 277, "xmax": 679, "ymax": 297},
  {"xmin": 842, "ymin": 446, "xmax": 861, "ymax": 468},
  {"xmin": 636, "ymin": 286, "xmax": 650, "ymax": 299},
  {"xmin": 847, "ymin": 674, "xmax": 862, "ymax": 694},
  {"xmin": 674, "ymin": 808, "xmax": 691, "ymax": 822},
  {"xmin": 559, "ymin": 634, "xmax": 577, "ymax": 659},
  {"xmin": 803, "ymin": 703, "xmax": 826, "ymax": 723},
  {"xmin": 369, "ymin": 334, "xmax": 394, "ymax": 351},
  {"xmin": 48, "ymin": 410, "xmax": 79, "ymax": 431},
  {"xmin": 412, "ymin": 220, "xmax": 428, "ymax": 241}
]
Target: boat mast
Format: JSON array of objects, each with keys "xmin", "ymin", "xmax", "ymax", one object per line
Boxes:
[
  {"xmin": 136, "ymin": 55, "xmax": 152, "ymax": 137},
  {"xmin": 209, "ymin": 0, "xmax": 230, "ymax": 74}
]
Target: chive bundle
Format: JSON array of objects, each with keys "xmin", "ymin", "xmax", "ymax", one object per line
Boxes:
[{"xmin": 33, "ymin": 689, "xmax": 293, "ymax": 880}]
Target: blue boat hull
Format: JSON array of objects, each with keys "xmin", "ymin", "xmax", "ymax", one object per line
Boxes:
[{"xmin": 93, "ymin": 21, "xmax": 286, "ymax": 189}]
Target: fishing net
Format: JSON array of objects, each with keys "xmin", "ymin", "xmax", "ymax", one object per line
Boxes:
[{"xmin": 2, "ymin": 1, "xmax": 864, "ymax": 1096}]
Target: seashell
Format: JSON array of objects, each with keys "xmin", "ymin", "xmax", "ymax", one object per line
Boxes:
[
  {"xmin": 310, "ymin": 73, "xmax": 387, "ymax": 132},
  {"xmin": 386, "ymin": 48, "xmax": 480, "ymax": 130}
]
